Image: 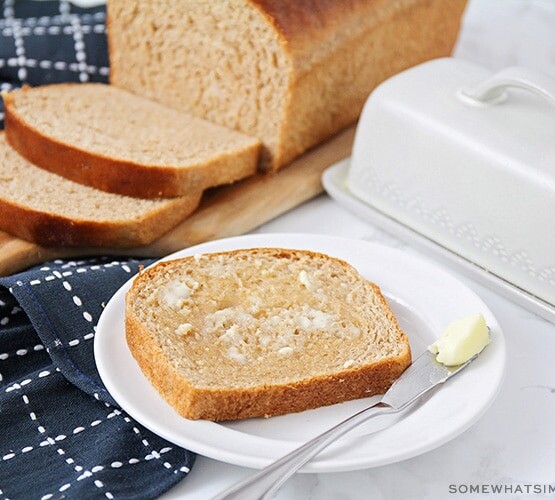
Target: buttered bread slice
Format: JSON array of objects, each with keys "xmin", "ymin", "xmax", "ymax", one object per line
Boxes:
[
  {"xmin": 125, "ymin": 248, "xmax": 411, "ymax": 421},
  {"xmin": 3, "ymin": 83, "xmax": 260, "ymax": 198}
]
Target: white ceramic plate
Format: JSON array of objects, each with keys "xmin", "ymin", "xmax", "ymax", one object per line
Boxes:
[{"xmin": 94, "ymin": 234, "xmax": 505, "ymax": 472}]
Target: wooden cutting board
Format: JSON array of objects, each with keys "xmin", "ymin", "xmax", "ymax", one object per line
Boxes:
[{"xmin": 0, "ymin": 126, "xmax": 355, "ymax": 276}]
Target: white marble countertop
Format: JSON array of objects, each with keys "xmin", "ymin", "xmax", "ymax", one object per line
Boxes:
[{"xmin": 162, "ymin": 1, "xmax": 555, "ymax": 498}]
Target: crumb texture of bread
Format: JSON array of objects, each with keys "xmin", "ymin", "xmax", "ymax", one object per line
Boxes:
[
  {"xmin": 4, "ymin": 83, "xmax": 260, "ymax": 198},
  {"xmin": 108, "ymin": 0, "xmax": 467, "ymax": 170},
  {"xmin": 0, "ymin": 133, "xmax": 201, "ymax": 247},
  {"xmin": 125, "ymin": 248, "xmax": 412, "ymax": 421}
]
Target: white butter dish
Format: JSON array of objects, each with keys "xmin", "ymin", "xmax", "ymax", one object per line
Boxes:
[{"xmin": 344, "ymin": 57, "xmax": 555, "ymax": 310}]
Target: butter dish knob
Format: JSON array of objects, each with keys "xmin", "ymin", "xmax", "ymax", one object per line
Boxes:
[{"xmin": 459, "ymin": 66, "xmax": 555, "ymax": 107}]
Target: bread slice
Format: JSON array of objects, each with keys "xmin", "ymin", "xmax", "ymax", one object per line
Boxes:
[
  {"xmin": 3, "ymin": 84, "xmax": 261, "ymax": 198},
  {"xmin": 108, "ymin": 0, "xmax": 467, "ymax": 171},
  {"xmin": 0, "ymin": 133, "xmax": 202, "ymax": 247},
  {"xmin": 125, "ymin": 248, "xmax": 412, "ymax": 421}
]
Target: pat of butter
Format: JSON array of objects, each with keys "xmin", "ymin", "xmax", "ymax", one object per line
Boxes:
[
  {"xmin": 162, "ymin": 279, "xmax": 197, "ymax": 308},
  {"xmin": 428, "ymin": 314, "xmax": 490, "ymax": 366}
]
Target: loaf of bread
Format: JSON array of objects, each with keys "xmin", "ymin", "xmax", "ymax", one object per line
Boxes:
[
  {"xmin": 0, "ymin": 133, "xmax": 201, "ymax": 247},
  {"xmin": 3, "ymin": 84, "xmax": 261, "ymax": 198},
  {"xmin": 125, "ymin": 248, "xmax": 411, "ymax": 421},
  {"xmin": 108, "ymin": 0, "xmax": 467, "ymax": 171}
]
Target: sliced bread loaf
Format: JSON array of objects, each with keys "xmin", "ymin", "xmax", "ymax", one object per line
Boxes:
[
  {"xmin": 3, "ymin": 84, "xmax": 261, "ymax": 198},
  {"xmin": 108, "ymin": 0, "xmax": 467, "ymax": 171},
  {"xmin": 125, "ymin": 248, "xmax": 412, "ymax": 421},
  {"xmin": 0, "ymin": 133, "xmax": 202, "ymax": 247}
]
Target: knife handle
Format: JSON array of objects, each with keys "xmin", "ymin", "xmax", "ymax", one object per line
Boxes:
[{"xmin": 212, "ymin": 402, "xmax": 398, "ymax": 500}]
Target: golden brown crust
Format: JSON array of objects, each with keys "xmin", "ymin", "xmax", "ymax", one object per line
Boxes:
[
  {"xmin": 250, "ymin": 0, "xmax": 468, "ymax": 169},
  {"xmin": 272, "ymin": 0, "xmax": 468, "ymax": 167},
  {"xmin": 249, "ymin": 0, "xmax": 393, "ymax": 50},
  {"xmin": 250, "ymin": 0, "xmax": 464, "ymax": 47},
  {"xmin": 3, "ymin": 86, "xmax": 261, "ymax": 199},
  {"xmin": 0, "ymin": 188, "xmax": 202, "ymax": 247},
  {"xmin": 126, "ymin": 248, "xmax": 412, "ymax": 421}
]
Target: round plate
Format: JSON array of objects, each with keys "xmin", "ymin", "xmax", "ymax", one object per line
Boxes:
[{"xmin": 94, "ymin": 234, "xmax": 505, "ymax": 472}]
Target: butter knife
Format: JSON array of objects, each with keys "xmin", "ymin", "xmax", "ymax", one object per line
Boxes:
[{"xmin": 213, "ymin": 349, "xmax": 480, "ymax": 500}]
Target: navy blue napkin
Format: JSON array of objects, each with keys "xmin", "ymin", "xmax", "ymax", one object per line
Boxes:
[
  {"xmin": 0, "ymin": 0, "xmax": 109, "ymax": 127},
  {"xmin": 0, "ymin": 258, "xmax": 197, "ymax": 499},
  {"xmin": 0, "ymin": 1, "xmax": 197, "ymax": 497}
]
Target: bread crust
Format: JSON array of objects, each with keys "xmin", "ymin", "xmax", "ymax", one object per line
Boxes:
[
  {"xmin": 125, "ymin": 248, "xmax": 412, "ymax": 421},
  {"xmin": 249, "ymin": 0, "xmax": 395, "ymax": 56},
  {"xmin": 0, "ymin": 186, "xmax": 202, "ymax": 248},
  {"xmin": 3, "ymin": 86, "xmax": 261, "ymax": 199},
  {"xmin": 264, "ymin": 0, "xmax": 469, "ymax": 168}
]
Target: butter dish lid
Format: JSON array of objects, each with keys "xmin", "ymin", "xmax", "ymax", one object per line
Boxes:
[
  {"xmin": 346, "ymin": 57, "xmax": 555, "ymax": 309},
  {"xmin": 351, "ymin": 57, "xmax": 555, "ymax": 176}
]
